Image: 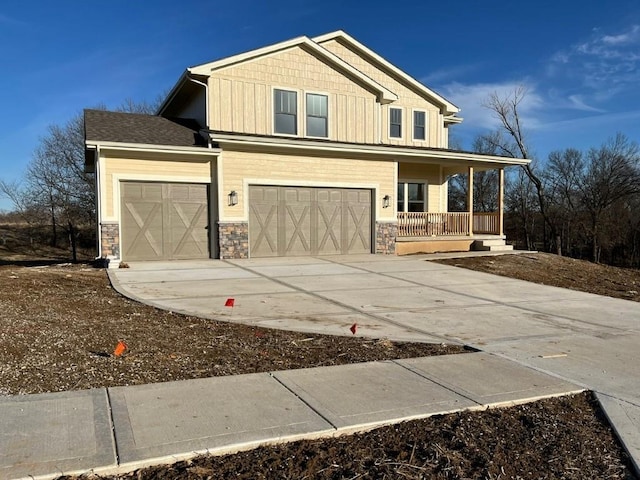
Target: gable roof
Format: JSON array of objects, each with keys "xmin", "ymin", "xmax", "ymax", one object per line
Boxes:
[
  {"xmin": 313, "ymin": 30, "xmax": 460, "ymax": 116},
  {"xmin": 84, "ymin": 110, "xmax": 207, "ymax": 147},
  {"xmin": 186, "ymin": 34, "xmax": 398, "ymax": 105}
]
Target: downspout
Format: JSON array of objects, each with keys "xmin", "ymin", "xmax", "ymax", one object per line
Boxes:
[
  {"xmin": 376, "ymin": 100, "xmax": 382, "ymax": 144},
  {"xmin": 94, "ymin": 147, "xmax": 103, "ymax": 259},
  {"xmin": 185, "ymin": 73, "xmax": 219, "ymax": 257},
  {"xmin": 185, "ymin": 74, "xmax": 210, "ymax": 145}
]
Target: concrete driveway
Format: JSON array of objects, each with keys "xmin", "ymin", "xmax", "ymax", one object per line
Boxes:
[{"xmin": 110, "ymin": 253, "xmax": 640, "ymax": 468}]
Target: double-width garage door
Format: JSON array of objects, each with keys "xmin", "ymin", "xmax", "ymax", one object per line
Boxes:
[
  {"xmin": 249, "ymin": 186, "xmax": 372, "ymax": 257},
  {"xmin": 121, "ymin": 182, "xmax": 209, "ymax": 261}
]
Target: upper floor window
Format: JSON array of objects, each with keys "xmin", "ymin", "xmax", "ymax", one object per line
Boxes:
[
  {"xmin": 390, "ymin": 108, "xmax": 402, "ymax": 138},
  {"xmin": 274, "ymin": 89, "xmax": 297, "ymax": 135},
  {"xmin": 413, "ymin": 111, "xmax": 426, "ymax": 140},
  {"xmin": 306, "ymin": 93, "xmax": 328, "ymax": 137}
]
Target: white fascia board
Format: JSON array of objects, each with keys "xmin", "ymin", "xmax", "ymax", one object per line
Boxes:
[
  {"xmin": 188, "ymin": 36, "xmax": 398, "ymax": 104},
  {"xmin": 207, "ymin": 132, "xmax": 530, "ymax": 166},
  {"xmin": 188, "ymin": 36, "xmax": 309, "ymax": 74},
  {"xmin": 85, "ymin": 140, "xmax": 221, "ymax": 157},
  {"xmin": 444, "ymin": 114, "xmax": 464, "ymax": 125},
  {"xmin": 313, "ymin": 30, "xmax": 460, "ymax": 115}
]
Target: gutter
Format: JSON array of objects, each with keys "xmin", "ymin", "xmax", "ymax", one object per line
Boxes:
[
  {"xmin": 85, "ymin": 141, "xmax": 221, "ymax": 157},
  {"xmin": 205, "ymin": 132, "xmax": 531, "ymax": 166}
]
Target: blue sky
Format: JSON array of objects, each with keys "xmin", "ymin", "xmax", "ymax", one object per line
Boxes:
[{"xmin": 1, "ymin": 1, "xmax": 640, "ymax": 211}]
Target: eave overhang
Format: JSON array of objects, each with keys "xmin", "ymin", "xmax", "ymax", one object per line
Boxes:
[
  {"xmin": 314, "ymin": 30, "xmax": 461, "ymax": 117},
  {"xmin": 85, "ymin": 140, "xmax": 220, "ymax": 158},
  {"xmin": 204, "ymin": 131, "xmax": 530, "ymax": 167}
]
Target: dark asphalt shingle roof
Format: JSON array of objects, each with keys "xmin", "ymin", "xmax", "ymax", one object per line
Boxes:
[{"xmin": 84, "ymin": 109, "xmax": 207, "ymax": 147}]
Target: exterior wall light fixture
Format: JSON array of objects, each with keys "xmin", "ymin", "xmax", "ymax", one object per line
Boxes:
[
  {"xmin": 382, "ymin": 194, "xmax": 391, "ymax": 208},
  {"xmin": 228, "ymin": 190, "xmax": 238, "ymax": 206}
]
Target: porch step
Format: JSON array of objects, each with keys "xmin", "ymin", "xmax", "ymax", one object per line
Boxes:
[{"xmin": 473, "ymin": 239, "xmax": 514, "ymax": 252}]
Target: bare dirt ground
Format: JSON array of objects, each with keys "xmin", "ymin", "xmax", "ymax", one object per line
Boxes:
[
  {"xmin": 434, "ymin": 252, "xmax": 640, "ymax": 302},
  {"xmin": 0, "ymin": 234, "xmax": 636, "ymax": 478},
  {"xmin": 59, "ymin": 392, "xmax": 633, "ymax": 480},
  {"xmin": 0, "ymin": 263, "xmax": 462, "ymax": 395}
]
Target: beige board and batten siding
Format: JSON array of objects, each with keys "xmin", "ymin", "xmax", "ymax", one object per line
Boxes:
[
  {"xmin": 100, "ymin": 153, "xmax": 212, "ymax": 221},
  {"xmin": 208, "ymin": 46, "xmax": 378, "ymax": 143},
  {"xmin": 319, "ymin": 39, "xmax": 446, "ymax": 148},
  {"xmin": 398, "ymin": 162, "xmax": 444, "ymax": 213},
  {"xmin": 218, "ymin": 148, "xmax": 395, "ymax": 221}
]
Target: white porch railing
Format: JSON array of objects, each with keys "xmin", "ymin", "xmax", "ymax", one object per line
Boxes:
[{"xmin": 397, "ymin": 212, "xmax": 500, "ymax": 237}]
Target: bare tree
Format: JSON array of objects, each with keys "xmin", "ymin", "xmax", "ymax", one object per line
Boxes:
[
  {"xmin": 542, "ymin": 136, "xmax": 640, "ymax": 262},
  {"xmin": 448, "ymin": 135, "xmax": 500, "ymax": 212},
  {"xmin": 545, "ymin": 148, "xmax": 583, "ymax": 256},
  {"xmin": 26, "ymin": 113, "xmax": 95, "ymax": 261},
  {"xmin": 117, "ymin": 97, "xmax": 161, "ymax": 114},
  {"xmin": 505, "ymin": 166, "xmax": 538, "ymax": 251},
  {"xmin": 579, "ymin": 134, "xmax": 640, "ymax": 262},
  {"xmin": 483, "ymin": 87, "xmax": 562, "ymax": 254},
  {"xmin": 1, "ymin": 97, "xmax": 166, "ymax": 261}
]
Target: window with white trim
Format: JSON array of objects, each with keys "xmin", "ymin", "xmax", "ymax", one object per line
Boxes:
[
  {"xmin": 390, "ymin": 107, "xmax": 402, "ymax": 138},
  {"xmin": 306, "ymin": 93, "xmax": 328, "ymax": 137},
  {"xmin": 413, "ymin": 110, "xmax": 426, "ymax": 140},
  {"xmin": 397, "ymin": 181, "xmax": 427, "ymax": 212},
  {"xmin": 274, "ymin": 89, "xmax": 297, "ymax": 135}
]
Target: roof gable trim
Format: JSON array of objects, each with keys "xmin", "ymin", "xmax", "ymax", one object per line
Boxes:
[
  {"xmin": 188, "ymin": 36, "xmax": 398, "ymax": 104},
  {"xmin": 313, "ymin": 30, "xmax": 460, "ymax": 115}
]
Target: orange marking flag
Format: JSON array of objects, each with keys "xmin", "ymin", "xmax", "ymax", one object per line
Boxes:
[{"xmin": 113, "ymin": 341, "xmax": 127, "ymax": 357}]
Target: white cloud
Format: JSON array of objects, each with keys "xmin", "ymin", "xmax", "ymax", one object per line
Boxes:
[
  {"xmin": 602, "ymin": 24, "xmax": 640, "ymax": 45},
  {"xmin": 566, "ymin": 94, "xmax": 606, "ymax": 112},
  {"xmin": 549, "ymin": 24, "xmax": 640, "ymax": 96},
  {"xmin": 440, "ymin": 81, "xmax": 545, "ymax": 131}
]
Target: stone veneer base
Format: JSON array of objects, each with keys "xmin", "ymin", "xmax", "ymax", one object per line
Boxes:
[
  {"xmin": 218, "ymin": 222, "xmax": 249, "ymax": 259},
  {"xmin": 375, "ymin": 222, "xmax": 397, "ymax": 255},
  {"xmin": 100, "ymin": 223, "xmax": 120, "ymax": 258}
]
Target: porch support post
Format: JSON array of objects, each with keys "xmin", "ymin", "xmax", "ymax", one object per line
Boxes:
[
  {"xmin": 498, "ymin": 168, "xmax": 505, "ymax": 236},
  {"xmin": 467, "ymin": 166, "xmax": 474, "ymax": 236}
]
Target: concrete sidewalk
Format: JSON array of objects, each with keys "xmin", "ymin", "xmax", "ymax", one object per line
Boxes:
[
  {"xmin": 108, "ymin": 253, "xmax": 640, "ymax": 474},
  {"xmin": 0, "ymin": 352, "xmax": 582, "ymax": 480}
]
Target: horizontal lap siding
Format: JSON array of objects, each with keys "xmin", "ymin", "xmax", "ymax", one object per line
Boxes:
[
  {"xmin": 220, "ymin": 149, "xmax": 395, "ymax": 221},
  {"xmin": 101, "ymin": 155, "xmax": 212, "ymax": 220},
  {"xmin": 399, "ymin": 163, "xmax": 443, "ymax": 213}
]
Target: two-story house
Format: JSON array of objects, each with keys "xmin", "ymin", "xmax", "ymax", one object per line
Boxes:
[{"xmin": 84, "ymin": 30, "xmax": 529, "ymax": 262}]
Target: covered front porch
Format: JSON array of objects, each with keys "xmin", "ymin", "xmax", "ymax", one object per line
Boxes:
[
  {"xmin": 397, "ymin": 211, "xmax": 502, "ymax": 236},
  {"xmin": 394, "ymin": 165, "xmax": 511, "ymax": 255}
]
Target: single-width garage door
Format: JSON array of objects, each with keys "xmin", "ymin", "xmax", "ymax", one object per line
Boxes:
[
  {"xmin": 121, "ymin": 182, "xmax": 209, "ymax": 261},
  {"xmin": 249, "ymin": 186, "xmax": 372, "ymax": 257}
]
